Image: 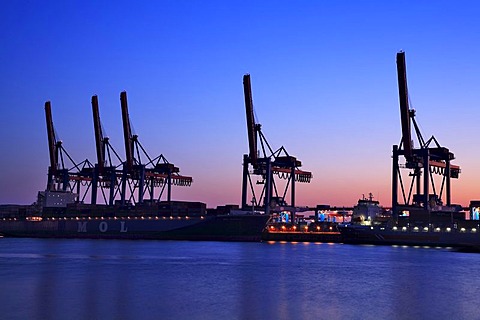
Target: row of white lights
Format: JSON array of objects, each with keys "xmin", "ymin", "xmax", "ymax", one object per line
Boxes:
[
  {"xmin": 3, "ymin": 216, "xmax": 204, "ymax": 221},
  {"xmin": 391, "ymin": 226, "xmax": 477, "ymax": 233},
  {"xmin": 271, "ymin": 225, "xmax": 334, "ymax": 231}
]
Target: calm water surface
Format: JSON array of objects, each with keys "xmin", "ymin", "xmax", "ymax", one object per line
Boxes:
[{"xmin": 0, "ymin": 238, "xmax": 479, "ymax": 320}]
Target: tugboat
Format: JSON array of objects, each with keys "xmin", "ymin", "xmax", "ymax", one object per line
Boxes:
[
  {"xmin": 262, "ymin": 199, "xmax": 351, "ymax": 243},
  {"xmin": 261, "ymin": 213, "xmax": 342, "ymax": 243}
]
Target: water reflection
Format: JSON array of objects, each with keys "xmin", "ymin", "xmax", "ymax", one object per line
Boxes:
[{"xmin": 0, "ymin": 239, "xmax": 479, "ymax": 320}]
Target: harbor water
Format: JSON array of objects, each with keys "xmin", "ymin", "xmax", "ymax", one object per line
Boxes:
[{"xmin": 0, "ymin": 238, "xmax": 479, "ymax": 320}]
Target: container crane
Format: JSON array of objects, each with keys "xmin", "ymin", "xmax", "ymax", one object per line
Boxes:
[
  {"xmin": 241, "ymin": 74, "xmax": 312, "ymax": 218},
  {"xmin": 91, "ymin": 95, "xmax": 124, "ymax": 205},
  {"xmin": 119, "ymin": 91, "xmax": 192, "ymax": 205},
  {"xmin": 392, "ymin": 51, "xmax": 461, "ymax": 219},
  {"xmin": 44, "ymin": 101, "xmax": 94, "ymax": 204}
]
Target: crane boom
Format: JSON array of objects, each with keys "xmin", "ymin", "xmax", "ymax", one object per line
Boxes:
[
  {"xmin": 243, "ymin": 74, "xmax": 258, "ymax": 166},
  {"xmin": 120, "ymin": 91, "xmax": 134, "ymax": 171},
  {"xmin": 44, "ymin": 101, "xmax": 57, "ymax": 172},
  {"xmin": 396, "ymin": 51, "xmax": 412, "ymax": 159},
  {"xmin": 91, "ymin": 95, "xmax": 105, "ymax": 172}
]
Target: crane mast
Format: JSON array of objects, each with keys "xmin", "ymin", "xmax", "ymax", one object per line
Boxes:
[
  {"xmin": 243, "ymin": 75, "xmax": 258, "ymax": 167},
  {"xmin": 44, "ymin": 102, "xmax": 58, "ymax": 178},
  {"xmin": 120, "ymin": 91, "xmax": 134, "ymax": 172},
  {"xmin": 92, "ymin": 95, "xmax": 105, "ymax": 172},
  {"xmin": 396, "ymin": 51, "xmax": 413, "ymax": 160}
]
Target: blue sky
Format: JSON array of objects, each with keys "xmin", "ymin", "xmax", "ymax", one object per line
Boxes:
[{"xmin": 1, "ymin": 1, "xmax": 479, "ymax": 208}]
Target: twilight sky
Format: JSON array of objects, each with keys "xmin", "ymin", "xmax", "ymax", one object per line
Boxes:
[{"xmin": 1, "ymin": 1, "xmax": 479, "ymax": 208}]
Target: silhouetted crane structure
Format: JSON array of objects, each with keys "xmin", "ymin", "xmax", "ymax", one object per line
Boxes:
[
  {"xmin": 91, "ymin": 95, "xmax": 124, "ymax": 205},
  {"xmin": 44, "ymin": 93, "xmax": 192, "ymax": 208},
  {"xmin": 45, "ymin": 101, "xmax": 94, "ymax": 202},
  {"xmin": 241, "ymin": 74, "xmax": 312, "ymax": 218},
  {"xmin": 392, "ymin": 51, "xmax": 460, "ymax": 218},
  {"xmin": 119, "ymin": 91, "xmax": 192, "ymax": 205}
]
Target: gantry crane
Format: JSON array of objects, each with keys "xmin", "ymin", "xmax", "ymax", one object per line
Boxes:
[
  {"xmin": 91, "ymin": 95, "xmax": 124, "ymax": 205},
  {"xmin": 44, "ymin": 101, "xmax": 94, "ymax": 203},
  {"xmin": 241, "ymin": 74, "xmax": 312, "ymax": 218},
  {"xmin": 119, "ymin": 91, "xmax": 192, "ymax": 205},
  {"xmin": 392, "ymin": 51, "xmax": 461, "ymax": 218}
]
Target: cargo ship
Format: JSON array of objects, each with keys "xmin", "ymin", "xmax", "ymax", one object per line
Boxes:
[
  {"xmin": 339, "ymin": 222, "xmax": 480, "ymax": 250},
  {"xmin": 339, "ymin": 198, "xmax": 480, "ymax": 251},
  {"xmin": 0, "ymin": 91, "xmax": 271, "ymax": 241},
  {"xmin": 0, "ymin": 190, "xmax": 270, "ymax": 241}
]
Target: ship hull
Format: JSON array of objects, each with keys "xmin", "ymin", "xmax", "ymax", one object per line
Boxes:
[
  {"xmin": 261, "ymin": 230, "xmax": 342, "ymax": 243},
  {"xmin": 0, "ymin": 215, "xmax": 270, "ymax": 242},
  {"xmin": 340, "ymin": 224, "xmax": 480, "ymax": 250},
  {"xmin": 261, "ymin": 220, "xmax": 343, "ymax": 243}
]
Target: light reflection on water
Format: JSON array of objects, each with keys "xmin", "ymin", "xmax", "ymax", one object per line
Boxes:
[{"xmin": 0, "ymin": 239, "xmax": 479, "ymax": 320}]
